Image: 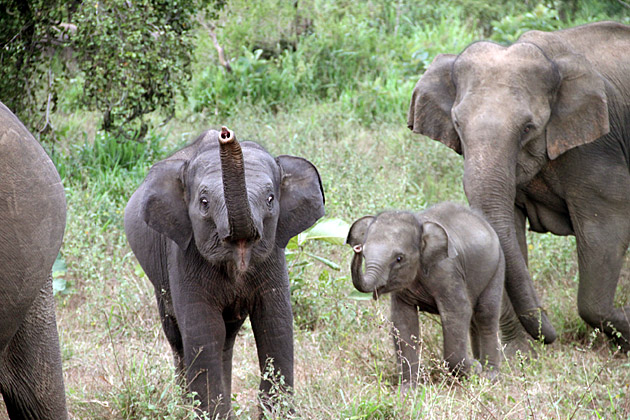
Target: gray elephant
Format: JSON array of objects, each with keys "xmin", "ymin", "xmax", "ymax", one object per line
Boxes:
[
  {"xmin": 124, "ymin": 127, "xmax": 325, "ymax": 417},
  {"xmin": 347, "ymin": 202, "xmax": 504, "ymax": 384},
  {"xmin": 0, "ymin": 102, "xmax": 67, "ymax": 419},
  {"xmin": 408, "ymin": 21, "xmax": 630, "ymax": 352}
]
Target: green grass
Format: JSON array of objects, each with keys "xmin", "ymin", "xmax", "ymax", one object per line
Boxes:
[{"xmin": 4, "ymin": 1, "xmax": 629, "ymax": 419}]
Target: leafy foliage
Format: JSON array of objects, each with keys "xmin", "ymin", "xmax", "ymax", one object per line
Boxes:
[
  {"xmin": 0, "ymin": 1, "xmax": 76, "ymax": 133},
  {"xmin": 0, "ymin": 0, "xmax": 225, "ymax": 140}
]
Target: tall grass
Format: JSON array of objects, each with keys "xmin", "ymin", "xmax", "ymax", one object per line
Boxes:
[{"xmin": 22, "ymin": 1, "xmax": 630, "ymax": 419}]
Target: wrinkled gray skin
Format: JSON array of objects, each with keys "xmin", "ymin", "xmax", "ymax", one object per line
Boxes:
[
  {"xmin": 408, "ymin": 21, "xmax": 630, "ymax": 352},
  {"xmin": 0, "ymin": 102, "xmax": 67, "ymax": 419},
  {"xmin": 124, "ymin": 127, "xmax": 324, "ymax": 418},
  {"xmin": 347, "ymin": 202, "xmax": 504, "ymax": 384}
]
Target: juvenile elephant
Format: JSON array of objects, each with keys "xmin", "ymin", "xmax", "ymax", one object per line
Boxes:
[
  {"xmin": 0, "ymin": 102, "xmax": 67, "ymax": 419},
  {"xmin": 347, "ymin": 202, "xmax": 504, "ymax": 384},
  {"xmin": 408, "ymin": 21, "xmax": 630, "ymax": 351},
  {"xmin": 124, "ymin": 127, "xmax": 324, "ymax": 417}
]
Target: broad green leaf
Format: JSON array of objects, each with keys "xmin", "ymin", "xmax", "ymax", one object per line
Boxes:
[
  {"xmin": 53, "ymin": 277, "xmax": 67, "ymax": 296},
  {"xmin": 297, "ymin": 218, "xmax": 350, "ymax": 246},
  {"xmin": 304, "ymin": 252, "xmax": 341, "ymax": 270},
  {"xmin": 285, "ymin": 235, "xmax": 299, "ymax": 251},
  {"xmin": 52, "ymin": 254, "xmax": 67, "ymax": 276},
  {"xmin": 52, "ymin": 254, "xmax": 69, "ymax": 296},
  {"xmin": 347, "ymin": 290, "xmax": 373, "ymax": 301},
  {"xmin": 134, "ymin": 263, "xmax": 146, "ymax": 278}
]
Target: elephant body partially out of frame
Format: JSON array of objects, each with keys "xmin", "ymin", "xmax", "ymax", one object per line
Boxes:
[
  {"xmin": 0, "ymin": 102, "xmax": 67, "ymax": 419},
  {"xmin": 125, "ymin": 127, "xmax": 325, "ymax": 417},
  {"xmin": 408, "ymin": 21, "xmax": 630, "ymax": 351}
]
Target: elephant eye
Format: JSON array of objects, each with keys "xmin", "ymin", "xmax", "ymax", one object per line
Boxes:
[
  {"xmin": 396, "ymin": 255, "xmax": 404, "ymax": 263},
  {"xmin": 200, "ymin": 197, "xmax": 209, "ymax": 209},
  {"xmin": 523, "ymin": 123, "xmax": 535, "ymax": 134},
  {"xmin": 267, "ymin": 194, "xmax": 275, "ymax": 205}
]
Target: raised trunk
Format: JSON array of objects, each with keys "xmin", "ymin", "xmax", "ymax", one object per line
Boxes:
[
  {"xmin": 463, "ymin": 159, "xmax": 557, "ymax": 343},
  {"xmin": 351, "ymin": 253, "xmax": 385, "ymax": 293},
  {"xmin": 218, "ymin": 126, "xmax": 259, "ymax": 242}
]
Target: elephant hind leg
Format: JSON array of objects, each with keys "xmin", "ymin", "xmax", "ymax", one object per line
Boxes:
[
  {"xmin": 156, "ymin": 295, "xmax": 185, "ymax": 380},
  {"xmin": 574, "ymin": 211, "xmax": 630, "ymax": 352},
  {"xmin": 0, "ymin": 278, "xmax": 67, "ymax": 420}
]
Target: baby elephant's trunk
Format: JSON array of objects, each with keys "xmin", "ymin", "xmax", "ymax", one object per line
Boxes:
[
  {"xmin": 350, "ymin": 252, "xmax": 383, "ymax": 294},
  {"xmin": 218, "ymin": 126, "xmax": 260, "ymax": 242}
]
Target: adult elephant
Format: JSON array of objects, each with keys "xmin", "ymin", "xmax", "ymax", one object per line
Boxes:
[
  {"xmin": 407, "ymin": 21, "xmax": 630, "ymax": 351},
  {"xmin": 0, "ymin": 102, "xmax": 67, "ymax": 418},
  {"xmin": 124, "ymin": 127, "xmax": 325, "ymax": 417}
]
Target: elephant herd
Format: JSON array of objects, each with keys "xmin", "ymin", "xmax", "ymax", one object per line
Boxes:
[{"xmin": 0, "ymin": 20, "xmax": 629, "ymax": 420}]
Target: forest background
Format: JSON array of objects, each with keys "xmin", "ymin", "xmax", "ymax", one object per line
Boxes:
[{"xmin": 1, "ymin": 0, "xmax": 630, "ymax": 418}]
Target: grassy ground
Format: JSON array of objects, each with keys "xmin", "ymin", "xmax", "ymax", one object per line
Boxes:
[
  {"xmin": 29, "ymin": 105, "xmax": 630, "ymax": 419},
  {"xmin": 3, "ymin": 1, "xmax": 630, "ymax": 419}
]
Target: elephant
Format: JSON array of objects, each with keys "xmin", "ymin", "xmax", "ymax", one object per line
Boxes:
[
  {"xmin": 124, "ymin": 126, "xmax": 325, "ymax": 417},
  {"xmin": 407, "ymin": 21, "xmax": 630, "ymax": 351},
  {"xmin": 0, "ymin": 102, "xmax": 67, "ymax": 419},
  {"xmin": 346, "ymin": 202, "xmax": 504, "ymax": 384}
]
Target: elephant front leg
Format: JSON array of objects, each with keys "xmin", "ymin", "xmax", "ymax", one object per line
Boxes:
[
  {"xmin": 437, "ymin": 297, "xmax": 475, "ymax": 375},
  {"xmin": 573, "ymin": 211, "xmax": 630, "ymax": 352},
  {"xmin": 390, "ymin": 293, "xmax": 420, "ymax": 388},
  {"xmin": 222, "ymin": 317, "xmax": 246, "ymax": 402},
  {"xmin": 250, "ymin": 284, "xmax": 294, "ymax": 416},
  {"xmin": 178, "ymin": 302, "xmax": 230, "ymax": 417}
]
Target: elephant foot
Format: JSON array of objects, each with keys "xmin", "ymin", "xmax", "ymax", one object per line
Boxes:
[
  {"xmin": 518, "ymin": 307, "xmax": 557, "ymax": 344},
  {"xmin": 500, "ymin": 331, "xmax": 538, "ymax": 360}
]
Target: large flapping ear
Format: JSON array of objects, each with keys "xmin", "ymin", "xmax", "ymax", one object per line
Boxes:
[
  {"xmin": 420, "ymin": 221, "xmax": 458, "ymax": 268},
  {"xmin": 517, "ymin": 31, "xmax": 609, "ymax": 160},
  {"xmin": 275, "ymin": 155, "xmax": 325, "ymax": 248},
  {"xmin": 546, "ymin": 54, "xmax": 609, "ymax": 159},
  {"xmin": 346, "ymin": 216, "xmax": 375, "ymax": 252},
  {"xmin": 141, "ymin": 159, "xmax": 192, "ymax": 250},
  {"xmin": 407, "ymin": 53, "xmax": 461, "ymax": 154}
]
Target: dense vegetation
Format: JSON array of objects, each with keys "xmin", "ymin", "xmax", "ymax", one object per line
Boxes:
[{"xmin": 3, "ymin": 0, "xmax": 630, "ymax": 418}]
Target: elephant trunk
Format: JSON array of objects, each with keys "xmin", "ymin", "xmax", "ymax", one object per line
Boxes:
[
  {"xmin": 351, "ymin": 252, "xmax": 385, "ymax": 295},
  {"xmin": 463, "ymin": 153, "xmax": 557, "ymax": 343},
  {"xmin": 219, "ymin": 126, "xmax": 260, "ymax": 242}
]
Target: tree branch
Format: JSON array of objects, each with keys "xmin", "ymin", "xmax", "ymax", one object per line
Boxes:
[{"xmin": 197, "ymin": 18, "xmax": 232, "ymax": 72}]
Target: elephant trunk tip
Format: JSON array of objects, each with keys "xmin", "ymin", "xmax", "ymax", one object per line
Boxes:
[{"xmin": 219, "ymin": 126, "xmax": 235, "ymax": 144}]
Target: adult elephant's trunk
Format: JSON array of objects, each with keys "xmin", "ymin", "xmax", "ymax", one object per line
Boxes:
[
  {"xmin": 351, "ymin": 252, "xmax": 385, "ymax": 294},
  {"xmin": 463, "ymin": 152, "xmax": 557, "ymax": 344},
  {"xmin": 219, "ymin": 126, "xmax": 259, "ymax": 242}
]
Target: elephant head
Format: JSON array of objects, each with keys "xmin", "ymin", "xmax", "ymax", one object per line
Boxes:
[
  {"xmin": 140, "ymin": 127, "xmax": 325, "ymax": 272},
  {"xmin": 407, "ymin": 33, "xmax": 610, "ymax": 343},
  {"xmin": 346, "ymin": 211, "xmax": 457, "ymax": 297}
]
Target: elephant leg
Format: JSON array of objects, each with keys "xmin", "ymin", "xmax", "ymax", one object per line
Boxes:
[
  {"xmin": 222, "ymin": 317, "xmax": 246, "ymax": 404},
  {"xmin": 436, "ymin": 293, "xmax": 475, "ymax": 375},
  {"xmin": 176, "ymin": 300, "xmax": 229, "ymax": 417},
  {"xmin": 250, "ymin": 282, "xmax": 294, "ymax": 415},
  {"xmin": 471, "ymin": 286, "xmax": 502, "ymax": 375},
  {"xmin": 573, "ymin": 213, "xmax": 630, "ymax": 352},
  {"xmin": 155, "ymin": 292, "xmax": 185, "ymax": 381},
  {"xmin": 0, "ymin": 277, "xmax": 67, "ymax": 420},
  {"xmin": 390, "ymin": 293, "xmax": 420, "ymax": 388}
]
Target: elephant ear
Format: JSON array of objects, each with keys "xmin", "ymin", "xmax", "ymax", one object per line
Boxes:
[
  {"xmin": 346, "ymin": 216, "xmax": 375, "ymax": 251},
  {"xmin": 407, "ymin": 53, "xmax": 461, "ymax": 154},
  {"xmin": 420, "ymin": 221, "xmax": 458, "ymax": 269},
  {"xmin": 275, "ymin": 155, "xmax": 325, "ymax": 248},
  {"xmin": 517, "ymin": 31, "xmax": 610, "ymax": 160},
  {"xmin": 141, "ymin": 159, "xmax": 193, "ymax": 250},
  {"xmin": 545, "ymin": 54, "xmax": 609, "ymax": 159}
]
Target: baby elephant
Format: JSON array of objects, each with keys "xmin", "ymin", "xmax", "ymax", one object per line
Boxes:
[{"xmin": 347, "ymin": 202, "xmax": 504, "ymax": 384}]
